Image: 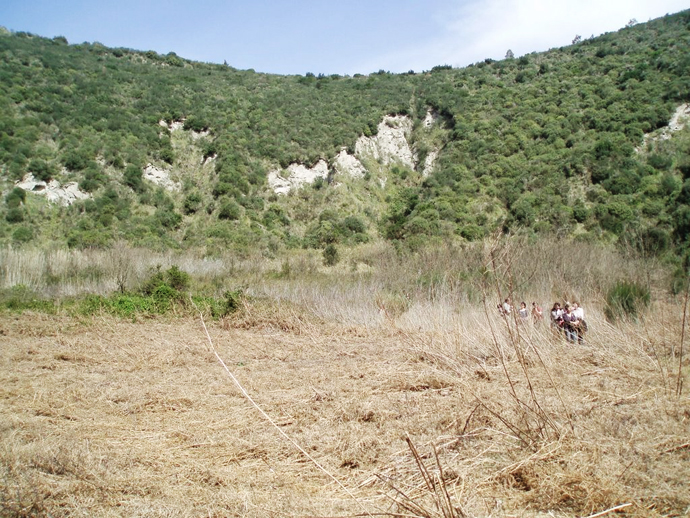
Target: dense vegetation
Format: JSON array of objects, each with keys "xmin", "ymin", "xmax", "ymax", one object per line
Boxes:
[{"xmin": 1, "ymin": 11, "xmax": 689, "ymax": 259}]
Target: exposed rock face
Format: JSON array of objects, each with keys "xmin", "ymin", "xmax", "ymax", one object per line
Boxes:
[
  {"xmin": 637, "ymin": 103, "xmax": 690, "ymax": 151},
  {"xmin": 422, "ymin": 149, "xmax": 439, "ymax": 177},
  {"xmin": 266, "ymin": 114, "xmax": 421, "ymax": 194},
  {"xmin": 423, "ymin": 109, "xmax": 439, "ymax": 128},
  {"xmin": 159, "ymin": 118, "xmax": 208, "ymax": 139},
  {"xmin": 267, "ymin": 160, "xmax": 329, "ymax": 195},
  {"xmin": 144, "ymin": 164, "xmax": 180, "ymax": 191},
  {"xmin": 15, "ymin": 173, "xmax": 90, "ymax": 206},
  {"xmin": 333, "ymin": 149, "xmax": 366, "ymax": 178},
  {"xmin": 159, "ymin": 119, "xmax": 185, "ymax": 132},
  {"xmin": 668, "ymin": 103, "xmax": 690, "ymax": 132},
  {"xmin": 355, "ymin": 115, "xmax": 416, "ymax": 169}
]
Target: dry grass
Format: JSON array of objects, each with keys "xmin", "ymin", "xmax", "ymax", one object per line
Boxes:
[
  {"xmin": 1, "ymin": 293, "xmax": 689, "ymax": 517},
  {"xmin": 1, "ymin": 237, "xmax": 688, "ymax": 516}
]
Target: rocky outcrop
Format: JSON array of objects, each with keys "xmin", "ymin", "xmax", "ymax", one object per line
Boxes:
[
  {"xmin": 159, "ymin": 119, "xmax": 185, "ymax": 132},
  {"xmin": 267, "ymin": 160, "xmax": 329, "ymax": 195},
  {"xmin": 423, "ymin": 109, "xmax": 439, "ymax": 128},
  {"xmin": 422, "ymin": 149, "xmax": 439, "ymax": 177},
  {"xmin": 15, "ymin": 173, "xmax": 90, "ymax": 206},
  {"xmin": 144, "ymin": 164, "xmax": 180, "ymax": 191},
  {"xmin": 355, "ymin": 115, "xmax": 416, "ymax": 169},
  {"xmin": 333, "ymin": 149, "xmax": 367, "ymax": 178},
  {"xmin": 637, "ymin": 103, "xmax": 690, "ymax": 152},
  {"xmin": 158, "ymin": 119, "xmax": 208, "ymax": 139},
  {"xmin": 267, "ymin": 114, "xmax": 424, "ymax": 194},
  {"xmin": 669, "ymin": 103, "xmax": 690, "ymax": 132}
]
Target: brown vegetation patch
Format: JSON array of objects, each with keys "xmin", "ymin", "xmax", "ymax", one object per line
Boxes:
[{"xmin": 1, "ymin": 308, "xmax": 689, "ymax": 516}]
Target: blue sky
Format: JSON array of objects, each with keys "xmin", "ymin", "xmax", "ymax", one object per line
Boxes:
[{"xmin": 1, "ymin": 0, "xmax": 687, "ymax": 75}]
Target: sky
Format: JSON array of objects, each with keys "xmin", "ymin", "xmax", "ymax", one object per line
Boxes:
[{"xmin": 1, "ymin": 0, "xmax": 688, "ymax": 76}]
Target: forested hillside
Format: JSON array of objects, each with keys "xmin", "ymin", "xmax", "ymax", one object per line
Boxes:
[{"xmin": 1, "ymin": 10, "xmax": 689, "ymax": 257}]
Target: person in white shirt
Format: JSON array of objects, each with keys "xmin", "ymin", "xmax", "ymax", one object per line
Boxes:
[
  {"xmin": 572, "ymin": 302, "xmax": 586, "ymax": 342},
  {"xmin": 572, "ymin": 302, "xmax": 584, "ymax": 320}
]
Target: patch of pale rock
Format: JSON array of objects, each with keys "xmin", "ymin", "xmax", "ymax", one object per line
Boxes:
[
  {"xmin": 266, "ymin": 114, "xmax": 422, "ymax": 194},
  {"xmin": 15, "ymin": 173, "xmax": 90, "ymax": 206},
  {"xmin": 333, "ymin": 148, "xmax": 367, "ymax": 179},
  {"xmin": 355, "ymin": 115, "xmax": 416, "ymax": 169},
  {"xmin": 423, "ymin": 109, "xmax": 439, "ymax": 128},
  {"xmin": 143, "ymin": 164, "xmax": 180, "ymax": 191},
  {"xmin": 637, "ymin": 103, "xmax": 690, "ymax": 152},
  {"xmin": 422, "ymin": 149, "xmax": 439, "ymax": 177},
  {"xmin": 158, "ymin": 119, "xmax": 185, "ymax": 132},
  {"xmin": 267, "ymin": 159, "xmax": 329, "ymax": 195}
]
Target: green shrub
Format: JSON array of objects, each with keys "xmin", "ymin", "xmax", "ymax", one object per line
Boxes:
[
  {"xmin": 5, "ymin": 208, "xmax": 24, "ymax": 223},
  {"xmin": 184, "ymin": 116, "xmax": 209, "ymax": 132},
  {"xmin": 151, "ymin": 284, "xmax": 179, "ymax": 311},
  {"xmin": 0, "ymin": 285, "xmax": 55, "ymax": 313},
  {"xmin": 604, "ymin": 280, "xmax": 650, "ymax": 322},
  {"xmin": 28, "ymin": 159, "xmax": 55, "ymax": 182},
  {"xmin": 183, "ymin": 192, "xmax": 202, "ymax": 214},
  {"xmin": 123, "ymin": 165, "xmax": 144, "ymax": 192},
  {"xmin": 154, "ymin": 208, "xmax": 182, "ymax": 229},
  {"xmin": 223, "ymin": 288, "xmax": 245, "ymax": 315},
  {"xmin": 141, "ymin": 265, "xmax": 190, "ymax": 295},
  {"xmin": 78, "ymin": 293, "xmax": 159, "ymax": 318},
  {"xmin": 5, "ymin": 188, "xmax": 26, "ymax": 208},
  {"xmin": 323, "ymin": 243, "xmax": 340, "ymax": 266},
  {"xmin": 218, "ymin": 200, "xmax": 241, "ymax": 220},
  {"xmin": 165, "ymin": 265, "xmax": 190, "ymax": 291},
  {"xmin": 648, "ymin": 154, "xmax": 673, "ymax": 171},
  {"xmin": 12, "ymin": 226, "xmax": 33, "ymax": 243},
  {"xmin": 61, "ymin": 149, "xmax": 90, "ymax": 171}
]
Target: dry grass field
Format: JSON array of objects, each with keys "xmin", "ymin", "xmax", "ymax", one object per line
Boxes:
[
  {"xmin": 1, "ymin": 296, "xmax": 689, "ymax": 517},
  {"xmin": 1, "ymin": 238, "xmax": 689, "ymax": 516}
]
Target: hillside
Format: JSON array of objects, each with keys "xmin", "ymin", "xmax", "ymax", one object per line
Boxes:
[{"xmin": 1, "ymin": 11, "xmax": 689, "ymax": 257}]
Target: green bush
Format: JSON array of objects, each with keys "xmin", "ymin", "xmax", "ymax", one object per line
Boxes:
[
  {"xmin": 79, "ymin": 294, "xmax": 146, "ymax": 318},
  {"xmin": 165, "ymin": 265, "xmax": 190, "ymax": 291},
  {"xmin": 141, "ymin": 265, "xmax": 190, "ymax": 295},
  {"xmin": 123, "ymin": 165, "xmax": 144, "ymax": 192},
  {"xmin": 223, "ymin": 288, "xmax": 245, "ymax": 315},
  {"xmin": 61, "ymin": 149, "xmax": 91, "ymax": 171},
  {"xmin": 183, "ymin": 192, "xmax": 202, "ymax": 214},
  {"xmin": 184, "ymin": 116, "xmax": 209, "ymax": 132},
  {"xmin": 0, "ymin": 285, "xmax": 55, "ymax": 313},
  {"xmin": 323, "ymin": 243, "xmax": 340, "ymax": 266},
  {"xmin": 5, "ymin": 188, "xmax": 26, "ymax": 208},
  {"xmin": 12, "ymin": 226, "xmax": 33, "ymax": 243},
  {"xmin": 5, "ymin": 208, "xmax": 24, "ymax": 223},
  {"xmin": 151, "ymin": 284, "xmax": 179, "ymax": 311},
  {"xmin": 604, "ymin": 280, "xmax": 650, "ymax": 322},
  {"xmin": 28, "ymin": 159, "xmax": 55, "ymax": 182},
  {"xmin": 218, "ymin": 199, "xmax": 241, "ymax": 220}
]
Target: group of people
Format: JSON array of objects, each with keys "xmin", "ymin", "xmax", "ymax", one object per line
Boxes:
[
  {"xmin": 498, "ymin": 298, "xmax": 587, "ymax": 343},
  {"xmin": 499, "ymin": 298, "xmax": 544, "ymax": 323},
  {"xmin": 550, "ymin": 301, "xmax": 587, "ymax": 343}
]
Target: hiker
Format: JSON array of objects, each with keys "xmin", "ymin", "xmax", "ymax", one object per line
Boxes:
[
  {"xmin": 562, "ymin": 304, "xmax": 581, "ymax": 343},
  {"xmin": 519, "ymin": 301, "xmax": 529, "ymax": 320},
  {"xmin": 502, "ymin": 298, "xmax": 513, "ymax": 315},
  {"xmin": 572, "ymin": 302, "xmax": 587, "ymax": 342},
  {"xmin": 550, "ymin": 302, "xmax": 563, "ymax": 333},
  {"xmin": 531, "ymin": 301, "xmax": 543, "ymax": 324}
]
